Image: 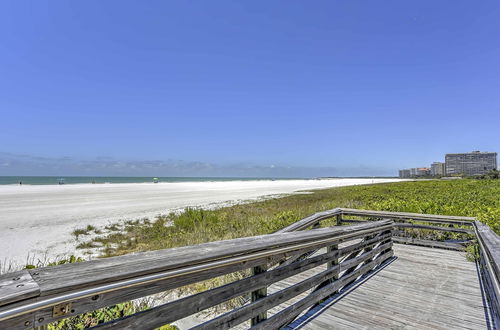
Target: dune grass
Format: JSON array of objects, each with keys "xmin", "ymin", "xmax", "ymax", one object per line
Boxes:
[{"xmin": 82, "ymin": 179, "xmax": 500, "ymax": 257}]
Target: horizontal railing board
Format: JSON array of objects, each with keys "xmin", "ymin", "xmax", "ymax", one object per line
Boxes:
[
  {"xmin": 92, "ymin": 237, "xmax": 390, "ymax": 330},
  {"xmin": 275, "ymin": 208, "xmax": 342, "ymax": 233},
  {"xmin": 478, "ymin": 252, "xmax": 500, "ymax": 327},
  {"xmin": 2, "ymin": 241, "xmax": 346, "ymax": 330},
  {"xmin": 250, "ymin": 250, "xmax": 394, "ymax": 330},
  {"xmin": 279, "ymin": 232, "xmax": 391, "ymax": 269},
  {"xmin": 1, "ymin": 227, "xmax": 393, "ymax": 328},
  {"xmin": 342, "ymin": 220, "xmax": 474, "ymax": 234},
  {"xmin": 392, "ymin": 237, "xmax": 466, "ymax": 251},
  {"xmin": 476, "ymin": 221, "xmax": 500, "ymax": 280},
  {"xmin": 343, "ymin": 217, "xmax": 474, "ymax": 227},
  {"xmin": 341, "ymin": 219, "xmax": 368, "ymax": 223},
  {"xmin": 0, "ymin": 221, "xmax": 393, "ymax": 326},
  {"xmin": 28, "ymin": 220, "xmax": 392, "ymax": 297},
  {"xmin": 10, "ymin": 254, "xmax": 282, "ymax": 330},
  {"xmin": 395, "ymin": 223, "xmax": 474, "ymax": 234},
  {"xmin": 0, "ymin": 271, "xmax": 40, "ymax": 307},
  {"xmin": 340, "ymin": 208, "xmax": 475, "ymax": 226},
  {"xmin": 194, "ymin": 242, "xmax": 392, "ymax": 330},
  {"xmin": 474, "ymin": 220, "xmax": 500, "ymax": 326},
  {"xmin": 59, "ymin": 227, "xmax": 387, "ymax": 328}
]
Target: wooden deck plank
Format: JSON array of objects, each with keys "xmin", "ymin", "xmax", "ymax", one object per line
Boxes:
[{"xmin": 290, "ymin": 244, "xmax": 489, "ymax": 330}]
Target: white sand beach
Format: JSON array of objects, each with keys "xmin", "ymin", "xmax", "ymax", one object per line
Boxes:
[{"xmin": 0, "ymin": 178, "xmax": 403, "ymax": 267}]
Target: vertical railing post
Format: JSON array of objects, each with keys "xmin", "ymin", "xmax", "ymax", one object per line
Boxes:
[
  {"xmin": 250, "ymin": 264, "xmax": 268, "ymax": 326},
  {"xmin": 327, "ymin": 243, "xmax": 339, "ymax": 283},
  {"xmin": 327, "ymin": 214, "xmax": 342, "ymax": 287},
  {"xmin": 361, "ymin": 233, "xmax": 377, "ymax": 266}
]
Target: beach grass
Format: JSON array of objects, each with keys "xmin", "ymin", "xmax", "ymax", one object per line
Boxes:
[{"xmin": 82, "ymin": 179, "xmax": 500, "ymax": 257}]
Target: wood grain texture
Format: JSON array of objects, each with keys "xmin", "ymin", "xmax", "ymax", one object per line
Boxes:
[
  {"xmin": 253, "ymin": 251, "xmax": 394, "ymax": 330},
  {"xmin": 475, "ymin": 220, "xmax": 500, "ymax": 328},
  {"xmin": 93, "ymin": 237, "xmax": 391, "ymax": 330},
  {"xmin": 0, "ymin": 221, "xmax": 392, "ymax": 328},
  {"xmin": 342, "ymin": 220, "xmax": 474, "ymax": 235},
  {"xmin": 392, "ymin": 236, "xmax": 466, "ymax": 251},
  {"xmin": 0, "ymin": 270, "xmax": 39, "ymax": 307},
  {"xmin": 476, "ymin": 221, "xmax": 500, "ymax": 279},
  {"xmin": 340, "ymin": 208, "xmax": 475, "ymax": 226},
  {"xmin": 297, "ymin": 244, "xmax": 488, "ymax": 330},
  {"xmin": 193, "ymin": 243, "xmax": 391, "ymax": 330},
  {"xmin": 276, "ymin": 208, "xmax": 342, "ymax": 233},
  {"xmin": 395, "ymin": 222, "xmax": 474, "ymax": 234},
  {"xmin": 30, "ymin": 220, "xmax": 391, "ymax": 297}
]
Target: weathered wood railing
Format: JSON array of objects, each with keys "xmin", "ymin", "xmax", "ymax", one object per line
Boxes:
[
  {"xmin": 1, "ymin": 208, "xmax": 499, "ymax": 329},
  {"xmin": 0, "ymin": 219, "xmax": 393, "ymax": 329},
  {"xmin": 475, "ymin": 221, "xmax": 500, "ymax": 327},
  {"xmin": 338, "ymin": 208, "xmax": 476, "ymax": 251},
  {"xmin": 325, "ymin": 208, "xmax": 500, "ymax": 328}
]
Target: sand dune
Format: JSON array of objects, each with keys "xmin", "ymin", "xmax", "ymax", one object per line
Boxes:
[{"xmin": 0, "ymin": 178, "xmax": 403, "ymax": 266}]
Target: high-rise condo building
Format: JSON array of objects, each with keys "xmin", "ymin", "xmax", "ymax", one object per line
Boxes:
[
  {"xmin": 445, "ymin": 151, "xmax": 497, "ymax": 176},
  {"xmin": 399, "ymin": 169, "xmax": 411, "ymax": 178},
  {"xmin": 430, "ymin": 162, "xmax": 446, "ymax": 176}
]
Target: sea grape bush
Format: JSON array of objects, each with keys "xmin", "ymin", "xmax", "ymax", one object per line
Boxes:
[{"xmin": 356, "ymin": 180, "xmax": 500, "ymax": 233}]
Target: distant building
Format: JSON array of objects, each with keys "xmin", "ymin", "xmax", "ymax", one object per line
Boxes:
[
  {"xmin": 399, "ymin": 169, "xmax": 411, "ymax": 178},
  {"xmin": 415, "ymin": 167, "xmax": 431, "ymax": 177},
  {"xmin": 430, "ymin": 162, "xmax": 446, "ymax": 177},
  {"xmin": 445, "ymin": 151, "xmax": 498, "ymax": 176},
  {"xmin": 399, "ymin": 167, "xmax": 430, "ymax": 178}
]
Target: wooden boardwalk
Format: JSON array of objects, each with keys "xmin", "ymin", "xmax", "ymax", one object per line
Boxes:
[
  {"xmin": 269, "ymin": 244, "xmax": 490, "ymax": 330},
  {"xmin": 2, "ymin": 209, "xmax": 498, "ymax": 330}
]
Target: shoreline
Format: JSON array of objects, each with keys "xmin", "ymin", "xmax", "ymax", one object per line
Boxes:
[
  {"xmin": 0, "ymin": 178, "xmax": 405, "ymax": 268},
  {"xmin": 0, "ymin": 176, "xmax": 399, "ymax": 186}
]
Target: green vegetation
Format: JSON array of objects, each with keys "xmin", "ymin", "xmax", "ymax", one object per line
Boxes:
[
  {"xmin": 477, "ymin": 169, "xmax": 500, "ymax": 180},
  {"xmin": 81, "ymin": 179, "xmax": 500, "ymax": 257},
  {"xmin": 465, "ymin": 244, "xmax": 480, "ymax": 262},
  {"xmin": 24, "ymin": 255, "xmax": 85, "ymax": 270},
  {"xmin": 72, "ymin": 225, "xmax": 101, "ymax": 239},
  {"xmin": 49, "ymin": 301, "xmax": 151, "ymax": 330},
  {"xmin": 104, "ymin": 223, "xmax": 120, "ymax": 231}
]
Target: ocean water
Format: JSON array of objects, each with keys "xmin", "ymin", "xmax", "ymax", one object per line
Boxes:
[{"xmin": 0, "ymin": 176, "xmax": 303, "ymax": 185}]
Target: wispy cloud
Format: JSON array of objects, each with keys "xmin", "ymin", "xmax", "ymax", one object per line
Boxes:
[{"xmin": 0, "ymin": 152, "xmax": 396, "ymax": 177}]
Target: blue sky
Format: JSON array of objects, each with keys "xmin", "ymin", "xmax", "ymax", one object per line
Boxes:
[{"xmin": 1, "ymin": 1, "xmax": 499, "ymax": 176}]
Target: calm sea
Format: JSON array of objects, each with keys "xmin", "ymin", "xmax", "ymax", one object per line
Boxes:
[{"xmin": 0, "ymin": 176, "xmax": 303, "ymax": 185}]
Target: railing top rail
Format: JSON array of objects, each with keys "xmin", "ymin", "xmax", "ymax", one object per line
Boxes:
[
  {"xmin": 276, "ymin": 208, "xmax": 476, "ymax": 234},
  {"xmin": 340, "ymin": 208, "xmax": 476, "ymax": 224},
  {"xmin": 475, "ymin": 221, "xmax": 500, "ymax": 282},
  {"xmin": 0, "ymin": 220, "xmax": 392, "ymax": 321},
  {"xmin": 276, "ymin": 208, "xmax": 342, "ymax": 233}
]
